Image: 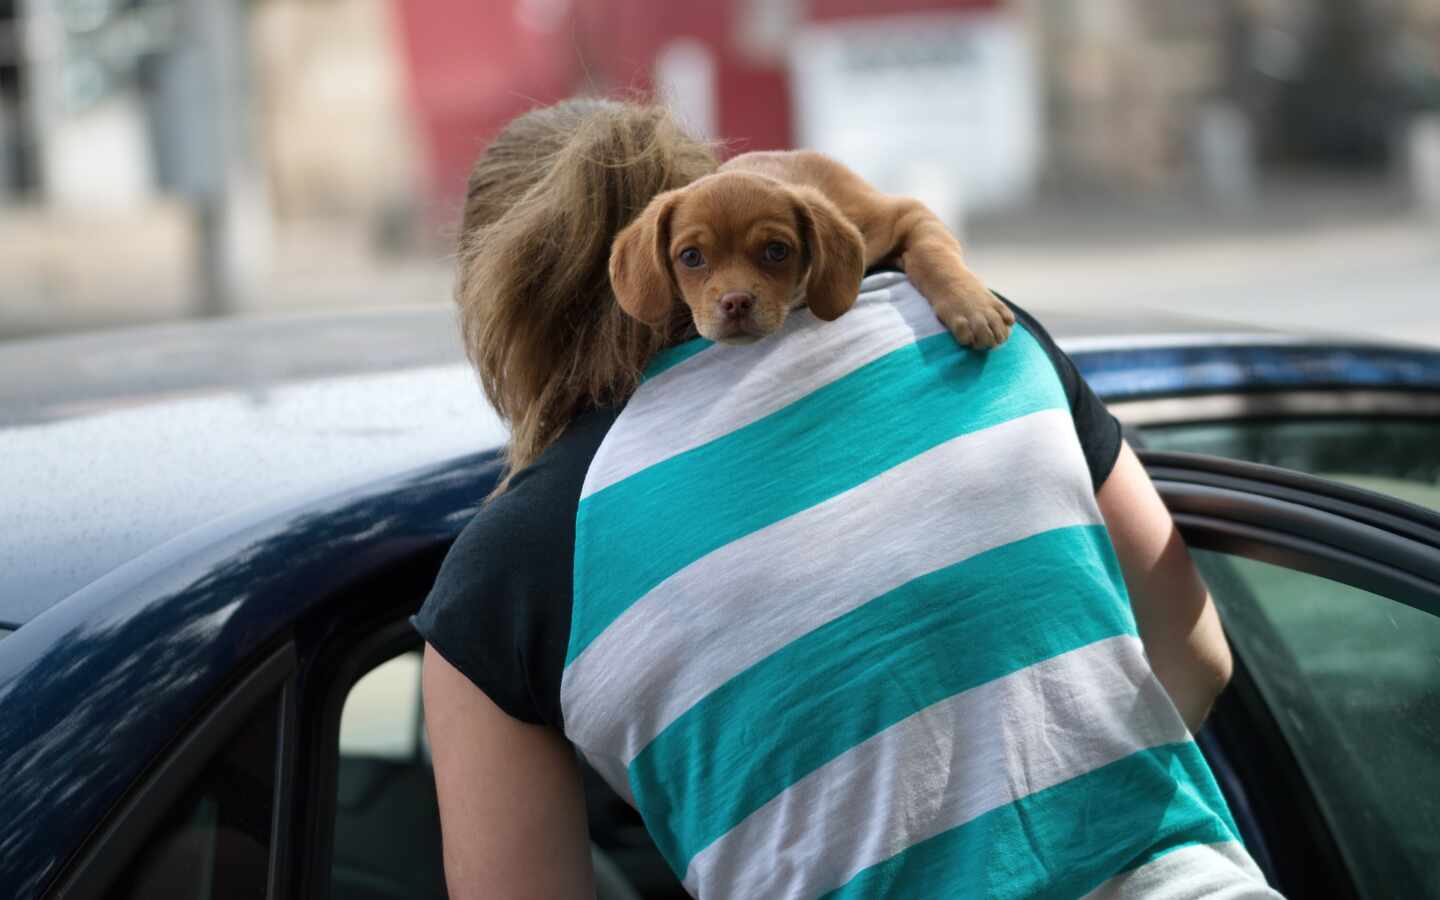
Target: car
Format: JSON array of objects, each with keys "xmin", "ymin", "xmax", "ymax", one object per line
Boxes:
[{"xmin": 1, "ymin": 303, "xmax": 1438, "ymax": 900}]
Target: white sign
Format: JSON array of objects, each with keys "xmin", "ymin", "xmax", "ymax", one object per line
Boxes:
[{"xmin": 790, "ymin": 12, "xmax": 1042, "ymax": 224}]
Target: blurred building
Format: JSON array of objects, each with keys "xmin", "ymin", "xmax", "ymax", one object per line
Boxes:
[
  {"xmin": 0, "ymin": 0, "xmax": 417, "ymax": 215},
  {"xmin": 252, "ymin": 0, "xmax": 419, "ymax": 222},
  {"xmin": 3, "ymin": 0, "xmax": 1440, "ymax": 223},
  {"xmin": 391, "ymin": 0, "xmax": 1042, "ymax": 224},
  {"xmin": 1028, "ymin": 0, "xmax": 1440, "ymax": 193},
  {"xmin": 388, "ymin": 0, "xmax": 1440, "ymax": 218}
]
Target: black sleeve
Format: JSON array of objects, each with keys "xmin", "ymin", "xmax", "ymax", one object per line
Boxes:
[
  {"xmin": 1001, "ymin": 297, "xmax": 1124, "ymax": 490},
  {"xmin": 411, "ymin": 407, "xmax": 619, "ymax": 728}
]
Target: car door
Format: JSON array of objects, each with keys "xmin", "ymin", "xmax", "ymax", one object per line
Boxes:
[
  {"xmin": 1136, "ymin": 450, "xmax": 1440, "ymax": 900},
  {"xmin": 43, "ymin": 645, "xmax": 296, "ymax": 900}
]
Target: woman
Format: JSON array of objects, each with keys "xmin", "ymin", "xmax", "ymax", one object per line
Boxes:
[{"xmin": 416, "ymin": 98, "xmax": 1276, "ymax": 899}]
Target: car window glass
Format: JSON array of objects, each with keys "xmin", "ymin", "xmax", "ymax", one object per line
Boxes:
[
  {"xmin": 332, "ymin": 648, "xmax": 447, "ymax": 900},
  {"xmin": 339, "ymin": 652, "xmax": 424, "ymax": 760},
  {"xmin": 1194, "ymin": 550, "xmax": 1440, "ymax": 897},
  {"xmin": 1141, "ymin": 419, "xmax": 1440, "ymax": 510},
  {"xmin": 111, "ymin": 692, "xmax": 279, "ymax": 900}
]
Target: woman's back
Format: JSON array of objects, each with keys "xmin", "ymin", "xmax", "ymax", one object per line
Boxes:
[{"xmin": 419, "ymin": 273, "xmax": 1276, "ymax": 899}]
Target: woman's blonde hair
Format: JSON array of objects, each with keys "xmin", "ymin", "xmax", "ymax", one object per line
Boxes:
[{"xmin": 457, "ymin": 98, "xmax": 718, "ymax": 495}]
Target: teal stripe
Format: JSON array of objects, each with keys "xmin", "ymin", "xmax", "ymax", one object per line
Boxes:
[
  {"xmin": 568, "ymin": 323, "xmax": 1066, "ymax": 665},
  {"xmin": 821, "ymin": 741, "xmax": 1241, "ymax": 900},
  {"xmin": 629, "ymin": 524, "xmax": 1136, "ymax": 875},
  {"xmin": 643, "ymin": 336, "xmax": 714, "ymax": 380}
]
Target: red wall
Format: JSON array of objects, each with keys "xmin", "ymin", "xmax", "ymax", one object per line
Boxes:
[
  {"xmin": 389, "ymin": 0, "xmax": 577, "ymax": 210},
  {"xmin": 577, "ymin": 0, "xmax": 794, "ymax": 155}
]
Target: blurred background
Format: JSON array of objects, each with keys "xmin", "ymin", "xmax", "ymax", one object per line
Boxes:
[{"xmin": 1, "ymin": 0, "xmax": 1439, "ymax": 343}]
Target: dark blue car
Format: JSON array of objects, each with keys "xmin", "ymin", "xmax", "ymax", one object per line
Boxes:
[{"xmin": 3, "ymin": 305, "xmax": 1439, "ymax": 900}]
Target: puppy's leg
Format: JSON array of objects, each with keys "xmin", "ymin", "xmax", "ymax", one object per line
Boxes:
[
  {"xmin": 874, "ymin": 198, "xmax": 1013, "ymax": 348},
  {"xmin": 737, "ymin": 152, "xmax": 1013, "ymax": 348}
]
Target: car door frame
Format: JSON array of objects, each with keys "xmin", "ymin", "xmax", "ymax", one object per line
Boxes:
[
  {"xmin": 295, "ymin": 618, "xmax": 426, "ymax": 900},
  {"xmin": 1140, "ymin": 450, "xmax": 1440, "ymax": 900},
  {"xmin": 42, "ymin": 641, "xmax": 299, "ymax": 900}
]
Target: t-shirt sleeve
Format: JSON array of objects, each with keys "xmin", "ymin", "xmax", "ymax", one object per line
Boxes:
[
  {"xmin": 411, "ymin": 406, "xmax": 620, "ymax": 729},
  {"xmin": 411, "ymin": 494, "xmax": 572, "ymax": 727},
  {"xmin": 1001, "ymin": 297, "xmax": 1124, "ymax": 490}
]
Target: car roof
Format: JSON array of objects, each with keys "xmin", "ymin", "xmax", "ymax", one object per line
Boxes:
[
  {"xmin": 0, "ymin": 301, "xmax": 1422, "ymax": 625},
  {"xmin": 0, "ymin": 306, "xmax": 507, "ymax": 623}
]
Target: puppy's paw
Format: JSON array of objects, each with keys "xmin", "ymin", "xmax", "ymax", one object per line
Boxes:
[{"xmin": 939, "ymin": 297, "xmax": 1014, "ymax": 349}]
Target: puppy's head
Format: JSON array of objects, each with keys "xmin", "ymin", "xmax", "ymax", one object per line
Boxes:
[{"xmin": 609, "ymin": 172, "xmax": 865, "ymax": 344}]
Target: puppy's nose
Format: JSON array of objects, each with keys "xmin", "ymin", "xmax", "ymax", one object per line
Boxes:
[{"xmin": 720, "ymin": 292, "xmax": 755, "ymax": 320}]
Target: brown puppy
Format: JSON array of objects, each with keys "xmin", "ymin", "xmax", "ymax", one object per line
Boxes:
[{"xmin": 609, "ymin": 150, "xmax": 1014, "ymax": 347}]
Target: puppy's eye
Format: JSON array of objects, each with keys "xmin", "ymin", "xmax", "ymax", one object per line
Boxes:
[
  {"xmin": 678, "ymin": 248, "xmax": 704, "ymax": 268},
  {"xmin": 764, "ymin": 242, "xmax": 790, "ymax": 263}
]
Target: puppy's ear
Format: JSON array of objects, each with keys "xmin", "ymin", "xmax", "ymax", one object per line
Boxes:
[
  {"xmin": 793, "ymin": 187, "xmax": 866, "ymax": 321},
  {"xmin": 610, "ymin": 191, "xmax": 680, "ymax": 325}
]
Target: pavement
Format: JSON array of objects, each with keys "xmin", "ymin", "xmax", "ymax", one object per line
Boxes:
[
  {"xmin": 965, "ymin": 176, "xmax": 1440, "ymax": 348},
  {"xmin": 0, "ymin": 205, "xmax": 453, "ymax": 341},
  {"xmin": 2, "ymin": 175, "xmax": 1437, "ymax": 346}
]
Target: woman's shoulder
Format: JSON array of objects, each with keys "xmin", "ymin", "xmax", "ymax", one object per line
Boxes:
[
  {"xmin": 430, "ymin": 404, "xmax": 623, "ymax": 597},
  {"xmin": 411, "ymin": 404, "xmax": 623, "ymax": 727}
]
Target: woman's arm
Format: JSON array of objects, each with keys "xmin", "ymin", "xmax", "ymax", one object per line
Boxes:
[
  {"xmin": 1097, "ymin": 442, "xmax": 1233, "ymax": 732},
  {"xmin": 423, "ymin": 644, "xmax": 595, "ymax": 900}
]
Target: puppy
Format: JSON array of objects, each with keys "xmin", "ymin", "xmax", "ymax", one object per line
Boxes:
[{"xmin": 608, "ymin": 150, "xmax": 1014, "ymax": 348}]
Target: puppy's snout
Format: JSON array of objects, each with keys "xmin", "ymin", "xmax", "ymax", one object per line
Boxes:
[{"xmin": 719, "ymin": 291, "xmax": 755, "ymax": 320}]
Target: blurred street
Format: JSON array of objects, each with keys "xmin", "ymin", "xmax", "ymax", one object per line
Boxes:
[{"xmin": 4, "ymin": 175, "xmax": 1435, "ymax": 346}]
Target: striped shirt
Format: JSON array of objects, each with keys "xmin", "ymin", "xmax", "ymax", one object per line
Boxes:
[{"xmin": 416, "ymin": 273, "xmax": 1281, "ymax": 899}]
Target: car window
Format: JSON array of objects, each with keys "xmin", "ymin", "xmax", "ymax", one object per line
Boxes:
[
  {"xmin": 1194, "ymin": 550, "xmax": 1440, "ymax": 897},
  {"xmin": 331, "ymin": 648, "xmax": 447, "ymax": 900},
  {"xmin": 326, "ymin": 643, "xmax": 660, "ymax": 900},
  {"xmin": 1141, "ymin": 418, "xmax": 1440, "ymax": 510},
  {"xmin": 110, "ymin": 692, "xmax": 280, "ymax": 900},
  {"xmin": 339, "ymin": 651, "xmax": 427, "ymax": 761}
]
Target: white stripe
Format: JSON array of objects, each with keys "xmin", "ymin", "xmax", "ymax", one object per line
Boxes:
[
  {"xmin": 684, "ymin": 636, "xmax": 1192, "ymax": 899},
  {"xmin": 578, "ymin": 277, "xmax": 946, "ymax": 499},
  {"xmin": 560, "ymin": 408, "xmax": 1099, "ymax": 762},
  {"xmin": 1080, "ymin": 841, "xmax": 1281, "ymax": 900}
]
